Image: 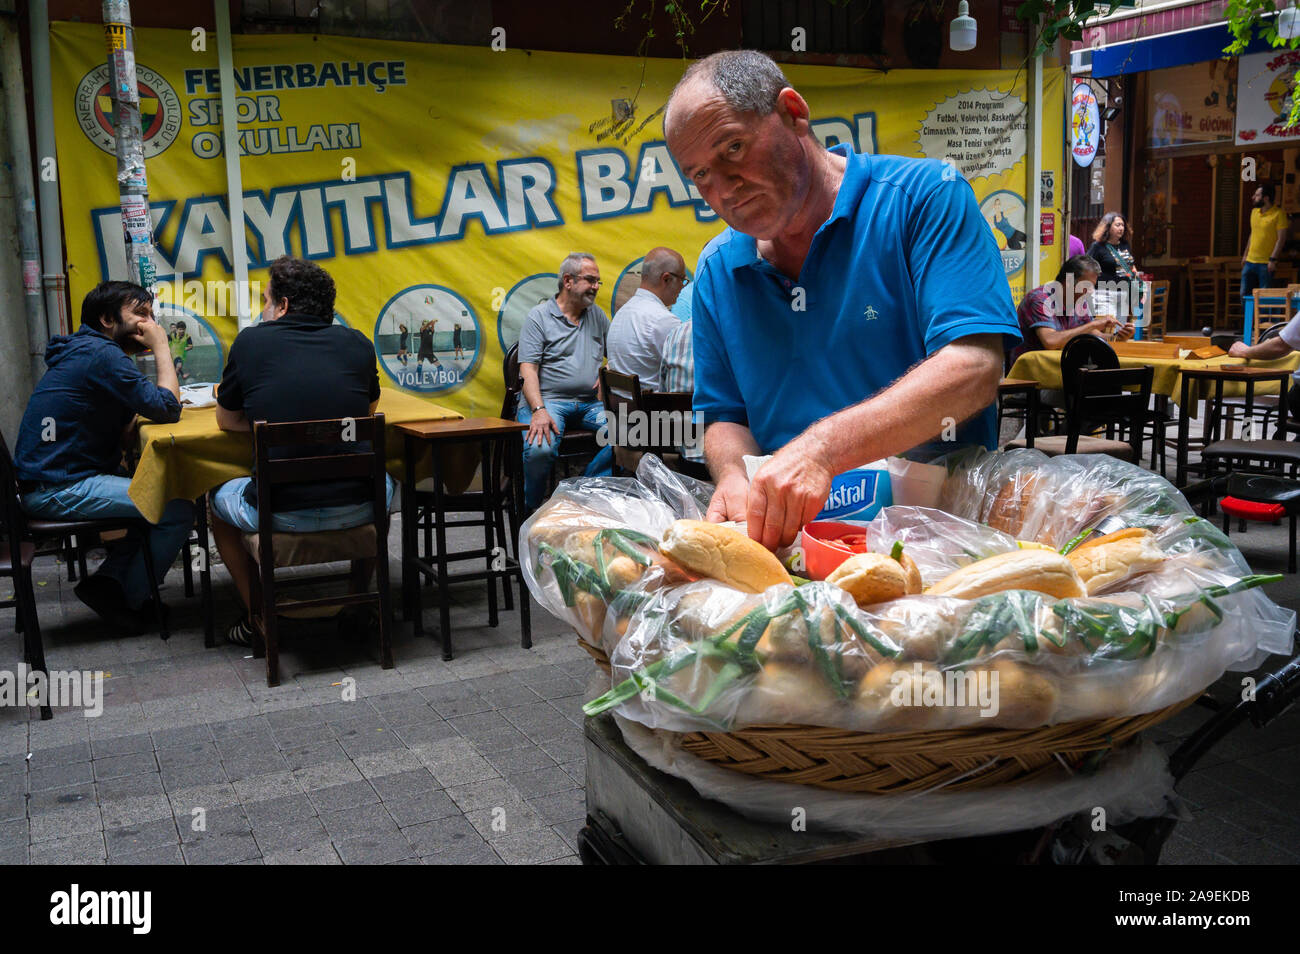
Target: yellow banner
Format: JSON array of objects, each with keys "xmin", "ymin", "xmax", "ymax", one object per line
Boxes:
[{"xmin": 51, "ymin": 22, "xmax": 1065, "ymax": 416}]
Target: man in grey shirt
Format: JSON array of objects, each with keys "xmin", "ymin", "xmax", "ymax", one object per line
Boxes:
[
  {"xmin": 516, "ymin": 251, "xmax": 614, "ymax": 510},
  {"xmin": 607, "ymin": 247, "xmax": 687, "ymax": 391}
]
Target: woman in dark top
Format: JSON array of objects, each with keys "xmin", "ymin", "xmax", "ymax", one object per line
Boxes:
[
  {"xmin": 1087, "ymin": 212, "xmax": 1143, "ymax": 320},
  {"xmin": 396, "ymin": 323, "xmax": 409, "ymax": 365}
]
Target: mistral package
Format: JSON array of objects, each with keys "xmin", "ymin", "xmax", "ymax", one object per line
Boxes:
[{"xmin": 743, "ymin": 455, "xmax": 897, "ymax": 522}]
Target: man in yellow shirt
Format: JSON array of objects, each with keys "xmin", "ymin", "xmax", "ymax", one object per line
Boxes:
[{"xmin": 1242, "ymin": 182, "xmax": 1289, "ymax": 305}]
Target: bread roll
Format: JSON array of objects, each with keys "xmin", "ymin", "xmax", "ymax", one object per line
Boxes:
[
  {"xmin": 977, "ymin": 659, "xmax": 1058, "ymax": 727},
  {"xmin": 985, "ymin": 474, "xmax": 1040, "ymax": 537},
  {"xmin": 898, "ymin": 553, "xmax": 923, "ymax": 594},
  {"xmin": 925, "ymin": 549, "xmax": 1086, "ymax": 600},
  {"xmin": 1067, "ymin": 528, "xmax": 1166, "ymax": 594},
  {"xmin": 660, "ymin": 520, "xmax": 792, "ymax": 593},
  {"xmin": 827, "ymin": 553, "xmax": 909, "ymax": 606},
  {"xmin": 736, "ymin": 660, "xmax": 843, "ymax": 725}
]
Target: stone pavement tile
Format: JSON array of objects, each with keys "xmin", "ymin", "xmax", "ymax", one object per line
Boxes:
[
  {"xmin": 267, "ymin": 705, "xmax": 326, "ymax": 729},
  {"xmin": 0, "ymin": 789, "xmax": 25, "ymax": 823},
  {"xmin": 1177, "ymin": 811, "xmax": 1264, "ymax": 862},
  {"xmin": 384, "ymin": 790, "xmax": 460, "ymax": 828},
  {"xmin": 353, "ymin": 749, "xmax": 426, "ymax": 780},
  {"xmin": 1253, "ymin": 838, "xmax": 1300, "ymax": 864},
  {"xmin": 181, "ymin": 832, "xmax": 260, "ymax": 865},
  {"xmin": 214, "ymin": 733, "xmax": 282, "ymax": 762},
  {"xmin": 178, "ymin": 805, "xmax": 249, "ymax": 843},
  {"xmin": 420, "ymin": 841, "xmax": 502, "ymax": 864},
  {"xmin": 243, "ymin": 793, "xmax": 317, "ymax": 829},
  {"xmin": 483, "ymin": 746, "xmax": 557, "ymax": 777},
  {"xmin": 508, "ymin": 766, "xmax": 578, "ymax": 800},
  {"xmin": 528, "ymin": 789, "xmax": 586, "ymax": 827},
  {"xmin": 337, "ymin": 728, "xmax": 404, "ymax": 759},
  {"xmin": 365, "ymin": 689, "xmax": 429, "ymax": 712},
  {"xmin": 540, "ymin": 736, "xmax": 584, "ymax": 764},
  {"xmin": 398, "ymin": 663, "xmax": 458, "ymax": 688},
  {"xmin": 100, "ymin": 794, "xmax": 174, "ymax": 829},
  {"xmin": 30, "ymin": 741, "xmax": 91, "ymax": 765},
  {"xmin": 559, "ymin": 760, "xmax": 586, "ymax": 786},
  {"xmin": 393, "ymin": 720, "xmax": 459, "ymax": 747},
  {"xmin": 463, "ymin": 726, "xmax": 534, "ymax": 755},
  {"xmin": 209, "ymin": 716, "xmax": 275, "ymax": 741},
  {"xmin": 112, "ymin": 844, "xmax": 185, "ymax": 865},
  {"xmin": 476, "ymin": 684, "xmax": 543, "ymax": 711},
  {"xmin": 29, "ymin": 782, "xmax": 96, "ymax": 816},
  {"xmin": 161, "ymin": 761, "xmax": 228, "ymax": 790},
  {"xmin": 0, "ymin": 818, "xmax": 29, "ymax": 848},
  {"xmin": 319, "ymin": 803, "xmax": 399, "ymax": 841},
  {"xmin": 232, "ymin": 771, "xmax": 302, "ymax": 804},
  {"xmin": 0, "ymin": 844, "xmax": 27, "ymax": 864},
  {"xmin": 151, "ymin": 724, "xmax": 215, "ymax": 750},
  {"xmin": 307, "ymin": 780, "xmax": 379, "ymax": 814},
  {"xmin": 489, "ymin": 826, "xmax": 571, "ymax": 865},
  {"xmin": 449, "ymin": 710, "xmax": 516, "ymax": 740},
  {"xmin": 293, "ymin": 760, "xmax": 364, "ymax": 791},
  {"xmin": 543, "ymin": 854, "xmax": 581, "ymax": 864},
  {"xmin": 29, "ymin": 761, "xmax": 95, "ymax": 791},
  {"xmin": 368, "ymin": 768, "xmax": 439, "ymax": 801},
  {"xmin": 334, "ymin": 831, "xmax": 417, "ymax": 865},
  {"xmin": 403, "ymin": 813, "xmax": 482, "ymax": 856},
  {"xmin": 264, "ymin": 841, "xmax": 341, "ymax": 865},
  {"xmin": 104, "ymin": 817, "xmax": 181, "ymax": 858},
  {"xmin": 412, "ymin": 736, "xmax": 479, "ymax": 765},
  {"xmin": 94, "ymin": 751, "xmax": 159, "ymax": 781},
  {"xmin": 281, "ymin": 740, "xmax": 350, "ymax": 771},
  {"xmin": 1175, "ymin": 770, "xmax": 1239, "ymax": 810},
  {"xmin": 253, "ymin": 817, "xmax": 330, "ymax": 853},
  {"xmin": 445, "ymin": 777, "xmax": 526, "ymax": 813},
  {"xmin": 223, "ymin": 750, "xmax": 291, "ymax": 782},
  {"xmin": 430, "ymin": 756, "xmax": 499, "ymax": 788},
  {"xmin": 0, "ymin": 750, "xmax": 28, "ymax": 774},
  {"xmin": 430, "ymin": 694, "xmax": 491, "ymax": 719},
  {"xmin": 273, "ymin": 724, "xmax": 338, "ymax": 750},
  {"xmin": 549, "ymin": 694, "xmax": 586, "ymax": 724},
  {"xmin": 552, "ymin": 818, "xmax": 583, "ymax": 854},
  {"xmin": 375, "ymin": 704, "xmax": 439, "ymax": 728},
  {"xmin": 1240, "ymin": 744, "xmax": 1300, "ymax": 786},
  {"xmin": 155, "ymin": 740, "xmax": 222, "ymax": 768},
  {"xmin": 465, "ymin": 802, "xmax": 544, "ymax": 840},
  {"xmin": 168, "ymin": 781, "xmax": 241, "ymax": 815},
  {"xmin": 90, "ymin": 732, "xmax": 155, "ymax": 759},
  {"xmin": 96, "ymin": 772, "xmax": 165, "ymax": 802},
  {"xmin": 30, "ymin": 831, "xmax": 107, "ymax": 865},
  {"xmin": 1209, "ymin": 761, "xmax": 1296, "ymax": 807},
  {"xmin": 1212, "ymin": 796, "xmax": 1300, "ymax": 841}
]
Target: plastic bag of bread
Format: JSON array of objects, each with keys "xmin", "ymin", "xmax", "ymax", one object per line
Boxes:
[{"xmin": 527, "ymin": 450, "xmax": 1294, "ymax": 733}]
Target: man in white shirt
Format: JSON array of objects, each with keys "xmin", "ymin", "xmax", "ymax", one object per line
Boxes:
[{"xmin": 607, "ymin": 247, "xmax": 688, "ymax": 391}]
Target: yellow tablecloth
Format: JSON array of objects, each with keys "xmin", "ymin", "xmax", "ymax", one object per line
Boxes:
[
  {"xmin": 130, "ymin": 388, "xmax": 466, "ymax": 523},
  {"xmin": 1007, "ymin": 350, "xmax": 1300, "ymax": 407}
]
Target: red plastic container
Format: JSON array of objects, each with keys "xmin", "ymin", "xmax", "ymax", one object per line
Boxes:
[{"xmin": 801, "ymin": 521, "xmax": 870, "ymax": 580}]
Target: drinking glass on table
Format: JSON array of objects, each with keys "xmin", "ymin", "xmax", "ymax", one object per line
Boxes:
[{"xmin": 1092, "ymin": 289, "xmax": 1118, "ymax": 341}]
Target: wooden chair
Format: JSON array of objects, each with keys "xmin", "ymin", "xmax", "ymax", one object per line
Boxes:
[
  {"xmin": 1144, "ymin": 280, "xmax": 1169, "ymax": 339},
  {"xmin": 598, "ymin": 366, "xmax": 643, "ymax": 476},
  {"xmin": 1251, "ymin": 287, "xmax": 1295, "ymax": 345},
  {"xmin": 1187, "ymin": 263, "xmax": 1219, "ymax": 332},
  {"xmin": 244, "ymin": 415, "xmax": 392, "ymax": 687},
  {"xmin": 598, "ymin": 367, "xmax": 709, "ymax": 480},
  {"xmin": 1221, "ymin": 262, "xmax": 1244, "ymax": 332},
  {"xmin": 503, "ymin": 343, "xmax": 598, "ymax": 488}
]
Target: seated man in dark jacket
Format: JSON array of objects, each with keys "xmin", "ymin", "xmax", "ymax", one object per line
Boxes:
[
  {"xmin": 14, "ymin": 281, "xmax": 191, "ymax": 631},
  {"xmin": 210, "ymin": 255, "xmax": 393, "ymax": 645}
]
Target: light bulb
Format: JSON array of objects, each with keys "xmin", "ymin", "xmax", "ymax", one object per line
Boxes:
[
  {"xmin": 950, "ymin": 0, "xmax": 977, "ymax": 52},
  {"xmin": 1281, "ymin": 6, "xmax": 1300, "ymax": 40}
]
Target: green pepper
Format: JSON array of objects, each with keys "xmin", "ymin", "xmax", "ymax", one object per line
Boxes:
[{"xmin": 891, "ymin": 541, "xmax": 904, "ymax": 561}]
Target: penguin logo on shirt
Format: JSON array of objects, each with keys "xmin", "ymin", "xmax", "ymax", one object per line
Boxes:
[{"xmin": 863, "ymin": 305, "xmax": 880, "ymax": 321}]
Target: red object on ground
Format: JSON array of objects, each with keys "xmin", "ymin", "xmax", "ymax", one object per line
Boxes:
[
  {"xmin": 801, "ymin": 521, "xmax": 870, "ymax": 580},
  {"xmin": 1220, "ymin": 496, "xmax": 1286, "ymax": 521}
]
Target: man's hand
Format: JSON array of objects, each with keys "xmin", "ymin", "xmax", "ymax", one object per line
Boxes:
[
  {"xmin": 1268, "ymin": 260, "xmax": 1277, "ymax": 275},
  {"xmin": 526, "ymin": 407, "xmax": 557, "ymax": 447},
  {"xmin": 1229, "ymin": 341, "xmax": 1251, "ymax": 358},
  {"xmin": 1115, "ymin": 321, "xmax": 1136, "ymax": 341},
  {"xmin": 132, "ymin": 318, "xmax": 169, "ymax": 354},
  {"xmin": 705, "ymin": 470, "xmax": 751, "ymax": 524},
  {"xmin": 747, "ymin": 436, "xmax": 836, "ymax": 550}
]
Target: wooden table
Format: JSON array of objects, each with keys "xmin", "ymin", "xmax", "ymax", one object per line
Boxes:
[
  {"xmin": 397, "ymin": 417, "xmax": 528, "ymax": 660},
  {"xmin": 998, "ymin": 378, "xmax": 1040, "ymax": 448},
  {"xmin": 1175, "ymin": 365, "xmax": 1295, "ymax": 487}
]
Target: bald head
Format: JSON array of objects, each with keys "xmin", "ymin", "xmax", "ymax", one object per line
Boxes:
[{"xmin": 638, "ymin": 247, "xmax": 686, "ymax": 307}]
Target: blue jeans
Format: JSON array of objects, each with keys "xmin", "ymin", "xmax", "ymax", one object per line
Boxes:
[
  {"xmin": 1242, "ymin": 262, "xmax": 1272, "ymax": 305},
  {"xmin": 21, "ymin": 476, "xmax": 194, "ymax": 610},
  {"xmin": 516, "ymin": 398, "xmax": 613, "ymax": 510},
  {"xmin": 210, "ymin": 475, "xmax": 396, "ymax": 533}
]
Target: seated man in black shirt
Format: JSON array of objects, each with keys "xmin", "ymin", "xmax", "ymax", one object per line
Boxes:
[{"xmin": 211, "ymin": 256, "xmax": 393, "ymax": 645}]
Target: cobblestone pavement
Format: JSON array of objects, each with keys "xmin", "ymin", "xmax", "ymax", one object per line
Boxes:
[{"xmin": 1, "ymin": 505, "xmax": 1297, "ymax": 865}]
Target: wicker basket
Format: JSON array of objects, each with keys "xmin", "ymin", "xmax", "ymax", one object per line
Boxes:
[{"xmin": 576, "ymin": 635, "xmax": 1196, "ymax": 794}]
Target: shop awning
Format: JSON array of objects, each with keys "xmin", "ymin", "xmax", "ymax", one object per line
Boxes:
[{"xmin": 1091, "ymin": 20, "xmax": 1274, "ymax": 77}]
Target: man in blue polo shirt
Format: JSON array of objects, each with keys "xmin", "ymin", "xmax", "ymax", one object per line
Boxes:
[{"xmin": 665, "ymin": 51, "xmax": 1020, "ymax": 549}]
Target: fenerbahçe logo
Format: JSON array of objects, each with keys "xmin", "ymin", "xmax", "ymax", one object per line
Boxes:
[{"xmin": 75, "ymin": 63, "xmax": 181, "ymax": 158}]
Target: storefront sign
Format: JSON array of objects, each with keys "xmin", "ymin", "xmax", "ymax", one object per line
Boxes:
[
  {"xmin": 1071, "ymin": 81, "xmax": 1099, "ymax": 167},
  {"xmin": 50, "ymin": 22, "xmax": 1066, "ymax": 413},
  {"xmin": 1236, "ymin": 49, "xmax": 1300, "ymax": 145},
  {"xmin": 1146, "ymin": 60, "xmax": 1236, "ymax": 148}
]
